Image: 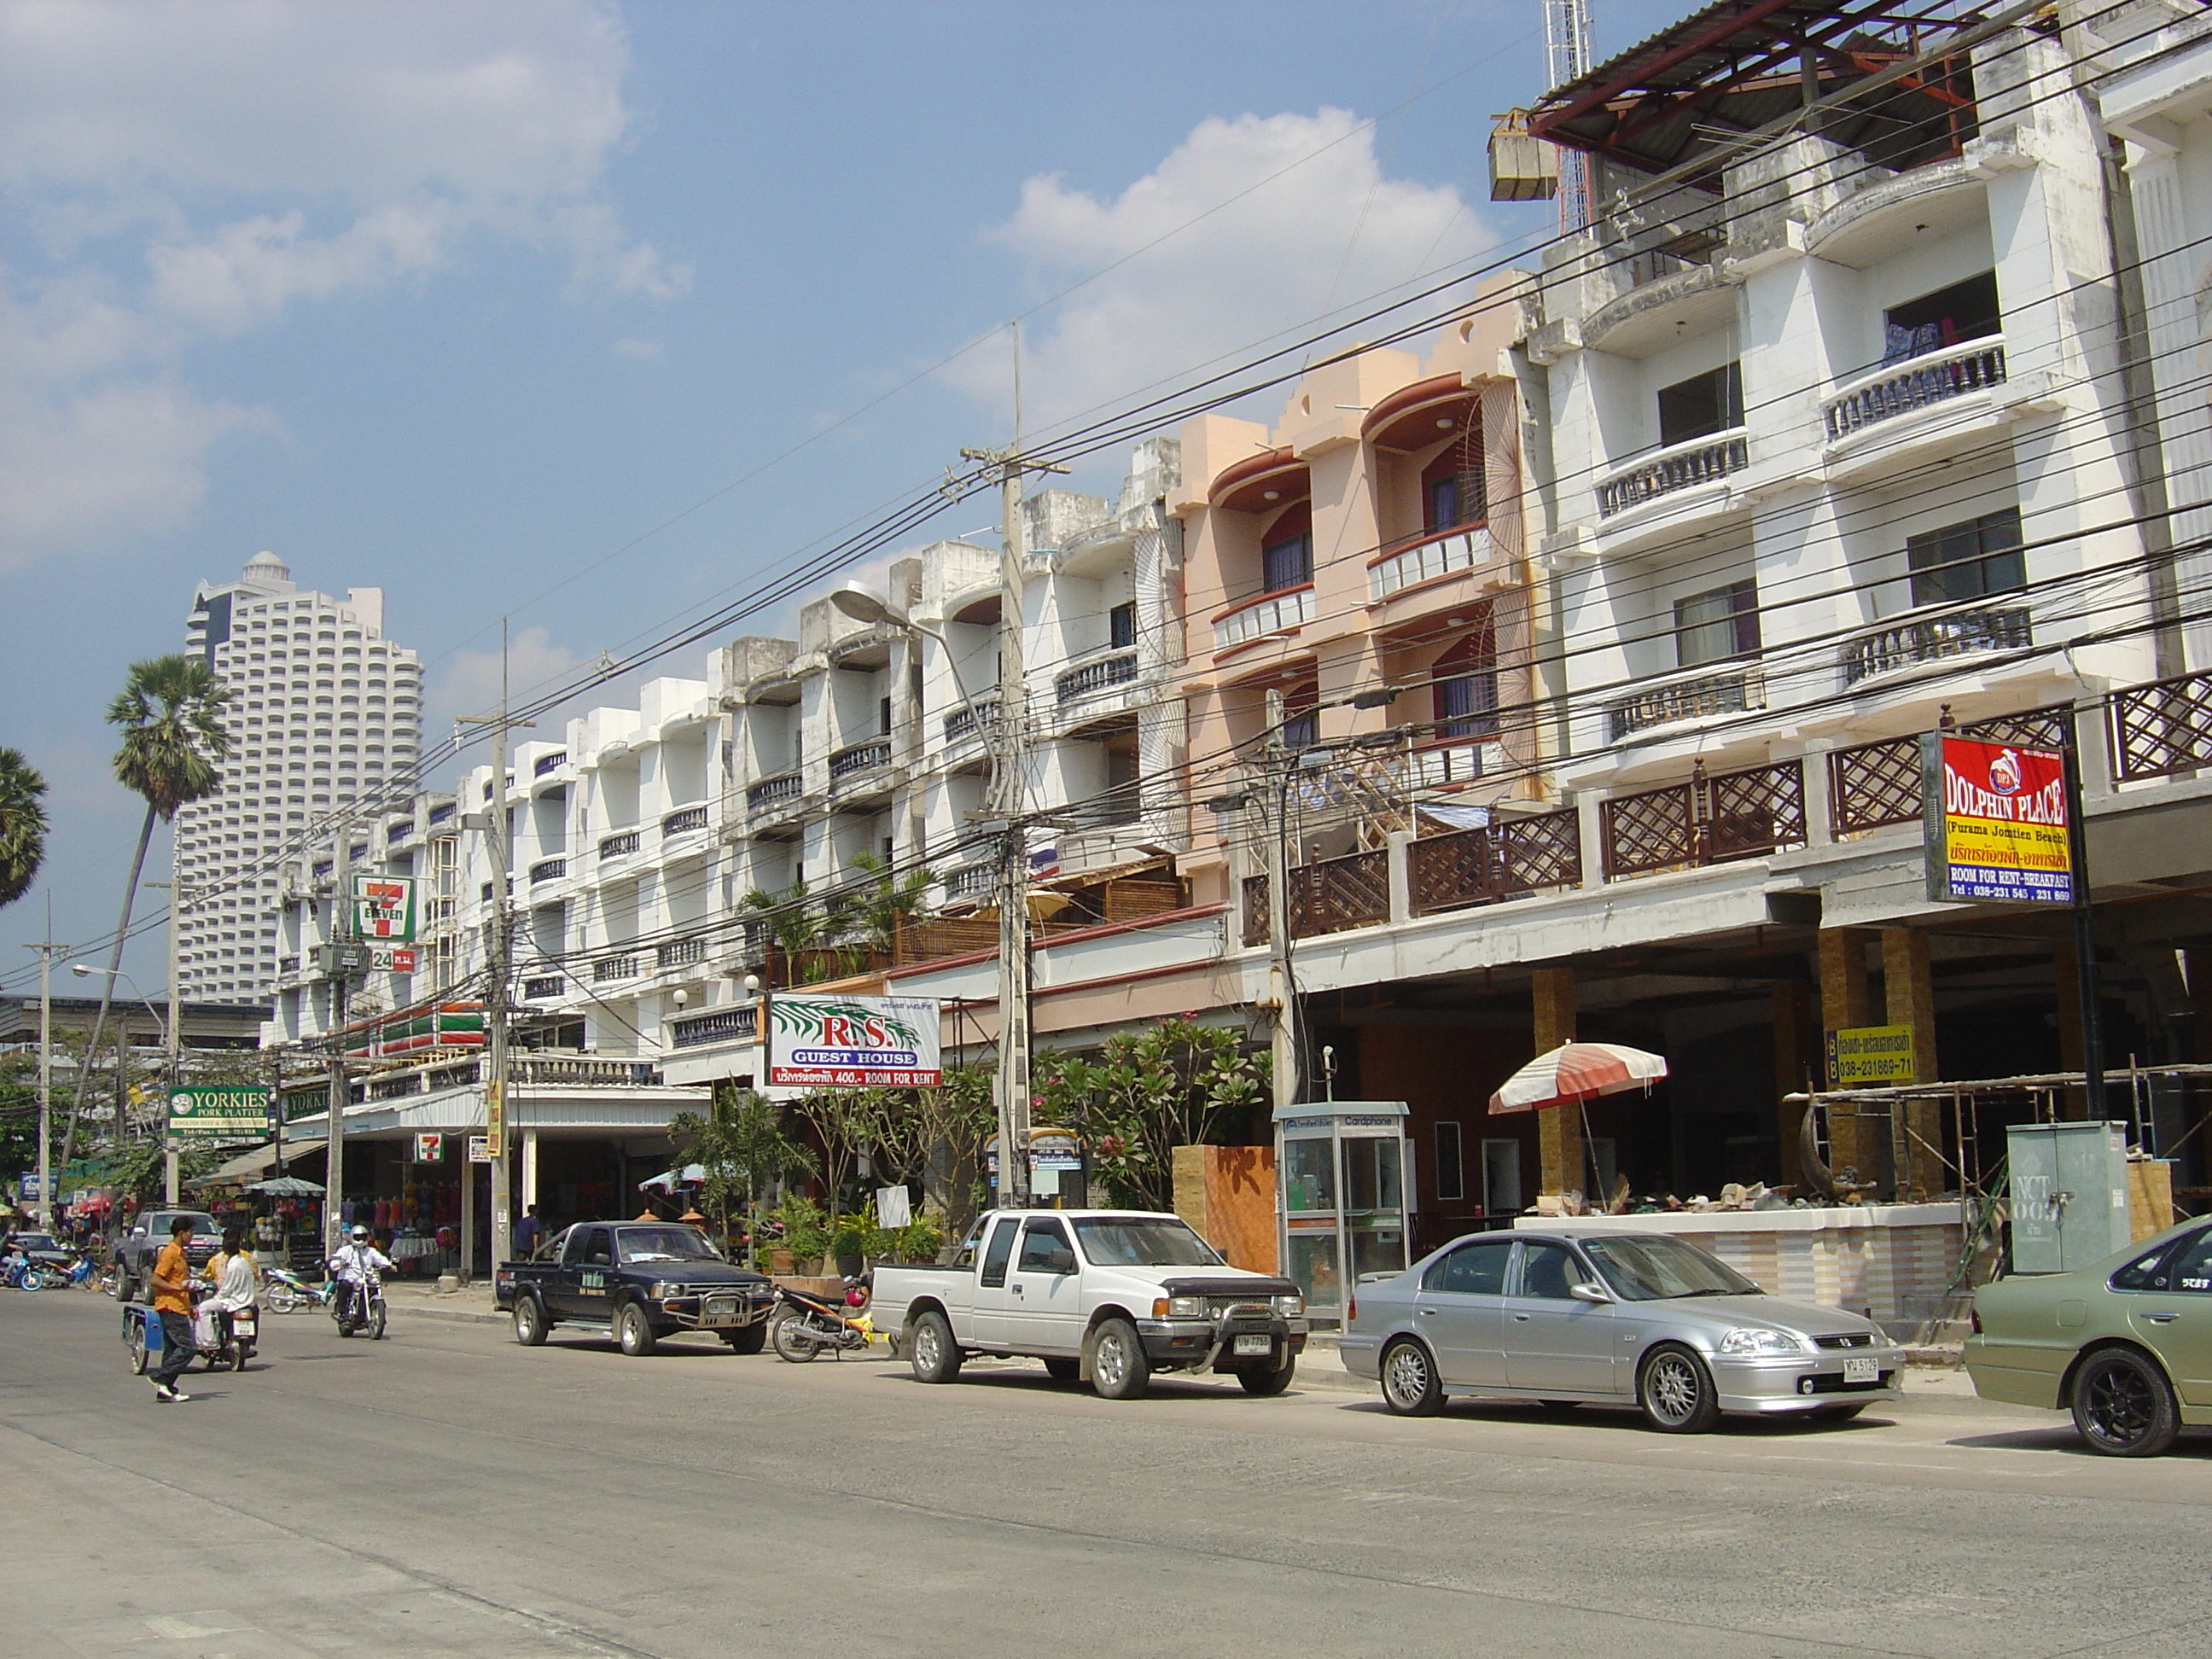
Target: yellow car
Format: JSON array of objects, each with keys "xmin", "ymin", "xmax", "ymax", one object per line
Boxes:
[{"xmin": 1965, "ymin": 1220, "xmax": 2212, "ymax": 1456}]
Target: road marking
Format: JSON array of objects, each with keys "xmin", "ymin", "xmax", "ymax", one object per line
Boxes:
[{"xmin": 143, "ymin": 1616, "xmax": 228, "ymax": 1639}]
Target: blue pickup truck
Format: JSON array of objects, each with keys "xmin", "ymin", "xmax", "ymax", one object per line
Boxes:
[{"xmin": 494, "ymin": 1220, "xmax": 777, "ymax": 1356}]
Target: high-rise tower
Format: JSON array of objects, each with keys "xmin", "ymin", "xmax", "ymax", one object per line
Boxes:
[{"xmin": 174, "ymin": 554, "xmax": 423, "ymax": 1003}]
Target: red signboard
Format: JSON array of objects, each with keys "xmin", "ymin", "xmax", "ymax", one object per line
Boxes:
[{"xmin": 1923, "ymin": 734, "xmax": 2075, "ymax": 904}]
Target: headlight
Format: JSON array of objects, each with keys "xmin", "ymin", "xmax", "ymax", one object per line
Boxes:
[
  {"xmin": 649, "ymin": 1280, "xmax": 680, "ymax": 1301},
  {"xmin": 1274, "ymin": 1294, "xmax": 1305, "ymax": 1318},
  {"xmin": 1717, "ymin": 1326, "xmax": 1806, "ymax": 1356},
  {"xmin": 1167, "ymin": 1295, "xmax": 1204, "ymax": 1319}
]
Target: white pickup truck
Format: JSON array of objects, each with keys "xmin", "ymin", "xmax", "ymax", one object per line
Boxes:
[{"xmin": 870, "ymin": 1208, "xmax": 1308, "ymax": 1400}]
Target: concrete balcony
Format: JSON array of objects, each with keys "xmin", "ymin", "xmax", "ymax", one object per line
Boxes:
[
  {"xmin": 1593, "ymin": 428, "xmax": 1750, "ymax": 555},
  {"xmin": 828, "ymin": 740, "xmax": 894, "ymax": 806},
  {"xmin": 1821, "ymin": 336, "xmax": 2025, "ymax": 484},
  {"xmin": 1367, "ymin": 526, "xmax": 1493, "ymax": 603},
  {"xmin": 1212, "ymin": 584, "xmax": 1313, "ymax": 655},
  {"xmin": 1604, "ymin": 662, "xmax": 1765, "ymax": 745},
  {"xmin": 942, "ymin": 691, "xmax": 1002, "ymax": 761},
  {"xmin": 597, "ymin": 830, "xmax": 641, "ymax": 861},
  {"xmin": 1842, "ymin": 604, "xmax": 2033, "ymax": 689},
  {"xmin": 1055, "ymin": 645, "xmax": 1138, "ymax": 707},
  {"xmin": 527, "ymin": 857, "xmax": 568, "ymax": 886},
  {"xmin": 661, "ymin": 804, "xmax": 710, "ymax": 841}
]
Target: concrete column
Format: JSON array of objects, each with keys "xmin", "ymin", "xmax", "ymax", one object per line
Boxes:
[
  {"xmin": 1772, "ymin": 979, "xmax": 1817, "ymax": 1187},
  {"xmin": 1883, "ymin": 928, "xmax": 1941, "ymax": 1197},
  {"xmin": 1818, "ymin": 928, "xmax": 1875, "ymax": 1179},
  {"xmin": 1532, "ymin": 967, "xmax": 1580, "ymax": 1196},
  {"xmin": 1385, "ymin": 830, "xmax": 1413, "ymax": 924},
  {"xmin": 522, "ymin": 1127, "xmax": 540, "ymax": 1217}
]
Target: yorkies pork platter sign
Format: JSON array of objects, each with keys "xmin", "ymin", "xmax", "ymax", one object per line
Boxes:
[
  {"xmin": 1922, "ymin": 733, "xmax": 2075, "ymax": 905},
  {"xmin": 766, "ymin": 994, "xmax": 941, "ymax": 1087}
]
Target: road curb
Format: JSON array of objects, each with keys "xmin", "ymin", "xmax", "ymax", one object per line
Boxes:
[{"xmin": 388, "ymin": 1301, "xmax": 505, "ymax": 1326}]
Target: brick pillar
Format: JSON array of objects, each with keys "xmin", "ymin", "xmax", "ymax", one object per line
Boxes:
[
  {"xmin": 1883, "ymin": 928, "xmax": 1940, "ymax": 1198},
  {"xmin": 1532, "ymin": 967, "xmax": 1580, "ymax": 1195},
  {"xmin": 1773, "ymin": 979, "xmax": 1817, "ymax": 1187},
  {"xmin": 1818, "ymin": 928, "xmax": 1875, "ymax": 1180}
]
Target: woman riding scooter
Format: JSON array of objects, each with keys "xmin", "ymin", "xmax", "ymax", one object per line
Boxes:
[{"xmin": 199, "ymin": 1228, "xmax": 261, "ymax": 1366}]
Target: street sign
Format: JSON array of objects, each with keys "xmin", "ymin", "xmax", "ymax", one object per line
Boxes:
[
  {"xmin": 167, "ymin": 1086, "xmax": 272, "ymax": 1138},
  {"xmin": 370, "ymin": 946, "xmax": 418, "ymax": 974},
  {"xmin": 1826, "ymin": 1024, "xmax": 1916, "ymax": 1086},
  {"xmin": 352, "ymin": 875, "xmax": 416, "ymax": 942},
  {"xmin": 1923, "ymin": 733, "xmax": 2075, "ymax": 904},
  {"xmin": 412, "ymin": 1132, "xmax": 443, "ymax": 1162},
  {"xmin": 16, "ymin": 1173, "xmax": 41, "ymax": 1202},
  {"xmin": 484, "ymin": 1080, "xmax": 504, "ymax": 1139},
  {"xmin": 766, "ymin": 993, "xmax": 940, "ymax": 1087},
  {"xmin": 466, "ymin": 1135, "xmax": 492, "ymax": 1163}
]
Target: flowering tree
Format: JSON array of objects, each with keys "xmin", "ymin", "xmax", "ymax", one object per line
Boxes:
[{"xmin": 1034, "ymin": 1018, "xmax": 1268, "ymax": 1211}]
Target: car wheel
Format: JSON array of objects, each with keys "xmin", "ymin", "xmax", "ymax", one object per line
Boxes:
[
  {"xmin": 1090, "ymin": 1318, "xmax": 1150, "ymax": 1400},
  {"xmin": 724, "ymin": 1321, "xmax": 768, "ymax": 1355},
  {"xmin": 513, "ymin": 1294, "xmax": 549, "ymax": 1348},
  {"xmin": 2073, "ymin": 1347, "xmax": 2180, "ymax": 1458},
  {"xmin": 615, "ymin": 1302, "xmax": 658, "ymax": 1358},
  {"xmin": 1236, "ymin": 1357, "xmax": 1296, "ymax": 1396},
  {"xmin": 1379, "ymin": 1337, "xmax": 1443, "ymax": 1417},
  {"xmin": 909, "ymin": 1311, "xmax": 963, "ymax": 1383},
  {"xmin": 770, "ymin": 1310, "xmax": 818, "ymax": 1363},
  {"xmin": 113, "ymin": 1272, "xmax": 134, "ymax": 1302},
  {"xmin": 1043, "ymin": 1357, "xmax": 1080, "ymax": 1382},
  {"xmin": 1638, "ymin": 1343, "xmax": 1721, "ymax": 1434}
]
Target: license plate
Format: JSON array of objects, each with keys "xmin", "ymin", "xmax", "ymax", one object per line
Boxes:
[
  {"xmin": 233, "ymin": 1317, "xmax": 255, "ymax": 1336},
  {"xmin": 702, "ymin": 1299, "xmax": 737, "ymax": 1325},
  {"xmin": 1843, "ymin": 1356, "xmax": 1879, "ymax": 1383},
  {"xmin": 1232, "ymin": 1334, "xmax": 1272, "ymax": 1356}
]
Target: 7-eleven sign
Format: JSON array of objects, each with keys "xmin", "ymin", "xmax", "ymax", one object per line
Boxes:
[{"xmin": 352, "ymin": 876, "xmax": 416, "ymax": 942}]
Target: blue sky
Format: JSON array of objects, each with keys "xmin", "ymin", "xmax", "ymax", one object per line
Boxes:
[{"xmin": 0, "ymin": 0, "xmax": 1685, "ymax": 994}]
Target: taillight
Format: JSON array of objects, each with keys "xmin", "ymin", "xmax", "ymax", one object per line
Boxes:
[{"xmin": 1970, "ymin": 1307, "xmax": 1982, "ymax": 1336}]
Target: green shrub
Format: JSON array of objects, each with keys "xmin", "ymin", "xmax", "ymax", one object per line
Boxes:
[{"xmin": 773, "ymin": 1196, "xmax": 830, "ymax": 1265}]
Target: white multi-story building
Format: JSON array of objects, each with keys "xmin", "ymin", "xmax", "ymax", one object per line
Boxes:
[{"xmin": 177, "ymin": 553, "xmax": 423, "ymax": 1004}]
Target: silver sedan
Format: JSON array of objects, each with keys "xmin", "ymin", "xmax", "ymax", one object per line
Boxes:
[{"xmin": 1340, "ymin": 1229, "xmax": 1905, "ymax": 1432}]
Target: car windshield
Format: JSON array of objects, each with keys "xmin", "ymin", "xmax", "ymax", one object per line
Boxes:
[
  {"xmin": 1072, "ymin": 1217, "xmax": 1223, "ymax": 1268},
  {"xmin": 1581, "ymin": 1234, "xmax": 1761, "ymax": 1301},
  {"xmin": 617, "ymin": 1226, "xmax": 724, "ymax": 1265},
  {"xmin": 15, "ymin": 1234, "xmax": 57, "ymax": 1250}
]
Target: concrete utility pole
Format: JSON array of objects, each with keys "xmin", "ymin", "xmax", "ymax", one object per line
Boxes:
[
  {"xmin": 147, "ymin": 878, "xmax": 189, "ymax": 1205},
  {"xmin": 958, "ymin": 327, "xmax": 1065, "ymax": 1210},
  {"xmin": 326, "ymin": 828, "xmax": 352, "ymax": 1256},
  {"xmin": 1260, "ymin": 690, "xmax": 1301, "ymax": 1117},
  {"xmin": 22, "ymin": 925, "xmax": 58, "ymax": 1229}
]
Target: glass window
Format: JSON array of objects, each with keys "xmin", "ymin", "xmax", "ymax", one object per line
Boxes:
[
  {"xmin": 1017, "ymin": 1218, "xmax": 1073, "ymax": 1274},
  {"xmin": 1109, "ymin": 602, "xmax": 1137, "ymax": 650},
  {"xmin": 1883, "ymin": 270, "xmax": 2000, "ymax": 364},
  {"xmin": 1284, "ymin": 1138, "xmax": 1336, "ymax": 1213},
  {"xmin": 618, "ymin": 1226, "xmax": 723, "ymax": 1265},
  {"xmin": 1656, "ymin": 361, "xmax": 1743, "ymax": 447},
  {"xmin": 1433, "ymin": 628, "xmax": 1498, "ymax": 738},
  {"xmin": 1342, "ymin": 1137, "xmax": 1402, "ymax": 1213},
  {"xmin": 2165, "ymin": 1230, "xmax": 2212, "ymax": 1294},
  {"xmin": 979, "ymin": 1218, "xmax": 1020, "ymax": 1289},
  {"xmin": 1422, "ymin": 1238, "xmax": 1511, "ymax": 1295},
  {"xmin": 2111, "ymin": 1231, "xmax": 2196, "ymax": 1292},
  {"xmin": 1435, "ymin": 1121, "xmax": 1464, "ymax": 1203},
  {"xmin": 1072, "ymin": 1217, "xmax": 1221, "ymax": 1267},
  {"xmin": 1260, "ymin": 502, "xmax": 1313, "ymax": 593},
  {"xmin": 1514, "ymin": 1242, "xmax": 1597, "ymax": 1301},
  {"xmin": 1675, "ymin": 579, "xmax": 1761, "ymax": 668},
  {"xmin": 1422, "ymin": 431, "xmax": 1485, "ymax": 532},
  {"xmin": 1580, "ymin": 1234, "xmax": 1760, "ymax": 1301},
  {"xmin": 1907, "ymin": 509, "xmax": 2025, "ymax": 606}
]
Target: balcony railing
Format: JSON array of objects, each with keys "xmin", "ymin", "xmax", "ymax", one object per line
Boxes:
[
  {"xmin": 1213, "ymin": 584, "xmax": 1314, "ymax": 652},
  {"xmin": 597, "ymin": 830, "xmax": 640, "ymax": 859},
  {"xmin": 1602, "ymin": 759, "xmax": 1806, "ymax": 879},
  {"xmin": 1605, "ymin": 665, "xmax": 1763, "ymax": 742},
  {"xmin": 2113, "ymin": 668, "xmax": 2212, "ymax": 783},
  {"xmin": 1597, "ymin": 428, "xmax": 1748, "ymax": 519},
  {"xmin": 591, "ymin": 953, "xmax": 637, "ymax": 984},
  {"xmin": 1825, "ymin": 336, "xmax": 2007, "ymax": 443},
  {"xmin": 533, "ymin": 752, "xmax": 567, "ymax": 777},
  {"xmin": 521, "ymin": 975, "xmax": 564, "ymax": 1000},
  {"xmin": 1369, "ymin": 526, "xmax": 1490, "ymax": 601},
  {"xmin": 1412, "ymin": 809, "xmax": 1583, "ymax": 915},
  {"xmin": 944, "ymin": 693, "xmax": 1002, "ymax": 746},
  {"xmin": 1842, "ymin": 605, "xmax": 2031, "ymax": 686},
  {"xmin": 672, "ymin": 1007, "xmax": 756, "ymax": 1050},
  {"xmin": 1056, "ymin": 648, "xmax": 1138, "ymax": 706},
  {"xmin": 655, "ymin": 938, "xmax": 706, "ymax": 970},
  {"xmin": 1412, "ymin": 738, "xmax": 1500, "ymax": 789},
  {"xmin": 829, "ymin": 740, "xmax": 892, "ymax": 783},
  {"xmin": 1829, "ymin": 705, "xmax": 2070, "ymax": 836},
  {"xmin": 527, "ymin": 858, "xmax": 567, "ymax": 884},
  {"xmin": 746, "ymin": 771, "xmax": 802, "ymax": 813},
  {"xmin": 386, "ymin": 818, "xmax": 415, "ymax": 842},
  {"xmin": 661, "ymin": 805, "xmax": 709, "ymax": 837},
  {"xmin": 945, "ymin": 863, "xmax": 997, "ymax": 901}
]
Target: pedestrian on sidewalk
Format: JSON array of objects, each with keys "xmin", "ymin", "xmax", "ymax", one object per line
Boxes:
[
  {"xmin": 148, "ymin": 1217, "xmax": 197, "ymax": 1403},
  {"xmin": 515, "ymin": 1205, "xmax": 542, "ymax": 1260}
]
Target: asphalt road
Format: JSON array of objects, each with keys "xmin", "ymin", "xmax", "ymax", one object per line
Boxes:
[{"xmin": 2, "ymin": 1290, "xmax": 2206, "ymax": 1659}]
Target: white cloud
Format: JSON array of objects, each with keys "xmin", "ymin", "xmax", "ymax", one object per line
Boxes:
[
  {"xmin": 959, "ymin": 108, "xmax": 1489, "ymax": 433},
  {"xmin": 428, "ymin": 626, "xmax": 583, "ymax": 735},
  {"xmin": 0, "ymin": 0, "xmax": 686, "ymax": 570}
]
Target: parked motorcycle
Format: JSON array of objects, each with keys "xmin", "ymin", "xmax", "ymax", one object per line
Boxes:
[
  {"xmin": 1, "ymin": 1255, "xmax": 48, "ymax": 1292},
  {"xmin": 768, "ymin": 1278, "xmax": 879, "ymax": 1363},
  {"xmin": 265, "ymin": 1264, "xmax": 335, "ymax": 1313},
  {"xmin": 330, "ymin": 1272, "xmax": 387, "ymax": 1340}
]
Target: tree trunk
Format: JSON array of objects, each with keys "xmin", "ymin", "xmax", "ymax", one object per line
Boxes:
[{"xmin": 59, "ymin": 804, "xmax": 156, "ymax": 1173}]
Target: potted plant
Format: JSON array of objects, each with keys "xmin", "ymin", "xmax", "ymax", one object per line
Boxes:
[
  {"xmin": 774, "ymin": 1196, "xmax": 830, "ymax": 1275},
  {"xmin": 831, "ymin": 1214, "xmax": 876, "ymax": 1278}
]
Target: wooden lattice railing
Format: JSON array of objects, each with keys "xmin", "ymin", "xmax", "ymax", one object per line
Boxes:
[
  {"xmin": 2111, "ymin": 670, "xmax": 2212, "ymax": 783},
  {"xmin": 1828, "ymin": 704, "xmax": 2072, "ymax": 836},
  {"xmin": 1408, "ymin": 808, "xmax": 1582, "ymax": 915},
  {"xmin": 1602, "ymin": 759, "xmax": 1805, "ymax": 880}
]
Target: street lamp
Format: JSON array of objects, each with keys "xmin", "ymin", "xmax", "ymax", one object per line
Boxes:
[
  {"xmin": 831, "ymin": 576, "xmax": 1032, "ymax": 1208},
  {"xmin": 68, "ymin": 963, "xmax": 171, "ymax": 1058},
  {"xmin": 69, "ymin": 962, "xmax": 183, "ymax": 1201}
]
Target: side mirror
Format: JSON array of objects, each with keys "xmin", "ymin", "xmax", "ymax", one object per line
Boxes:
[
  {"xmin": 1569, "ymin": 1281, "xmax": 1612, "ymax": 1304},
  {"xmin": 1047, "ymin": 1248, "xmax": 1078, "ymax": 1276}
]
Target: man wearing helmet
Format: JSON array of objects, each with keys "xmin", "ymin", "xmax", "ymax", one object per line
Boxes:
[{"xmin": 329, "ymin": 1225, "xmax": 394, "ymax": 1329}]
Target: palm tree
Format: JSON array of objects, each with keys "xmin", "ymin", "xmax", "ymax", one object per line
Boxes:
[
  {"xmin": 59, "ymin": 656, "xmax": 232, "ymax": 1170},
  {"xmin": 0, "ymin": 748, "xmax": 48, "ymax": 908}
]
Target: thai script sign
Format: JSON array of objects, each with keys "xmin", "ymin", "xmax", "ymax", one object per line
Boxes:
[
  {"xmin": 1826, "ymin": 1024, "xmax": 1916, "ymax": 1087},
  {"xmin": 1923, "ymin": 733, "xmax": 2075, "ymax": 904},
  {"xmin": 767, "ymin": 994, "xmax": 940, "ymax": 1087},
  {"xmin": 167, "ymin": 1086, "xmax": 273, "ymax": 1138},
  {"xmin": 352, "ymin": 875, "xmax": 416, "ymax": 942}
]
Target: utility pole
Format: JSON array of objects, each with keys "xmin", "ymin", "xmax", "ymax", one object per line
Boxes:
[
  {"xmin": 326, "ymin": 826, "xmax": 352, "ymax": 1256},
  {"xmin": 458, "ymin": 620, "xmax": 529, "ymax": 1279},
  {"xmin": 147, "ymin": 879, "xmax": 188, "ymax": 1204},
  {"xmin": 1260, "ymin": 690, "xmax": 1301, "ymax": 1116},
  {"xmin": 958, "ymin": 324, "xmax": 1064, "ymax": 1210},
  {"xmin": 22, "ymin": 922, "xmax": 59, "ymax": 1230}
]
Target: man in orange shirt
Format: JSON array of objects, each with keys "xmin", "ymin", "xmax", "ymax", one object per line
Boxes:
[{"xmin": 148, "ymin": 1215, "xmax": 198, "ymax": 1402}]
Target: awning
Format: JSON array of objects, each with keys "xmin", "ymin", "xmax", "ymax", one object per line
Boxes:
[{"xmin": 198, "ymin": 1139, "xmax": 326, "ymax": 1185}]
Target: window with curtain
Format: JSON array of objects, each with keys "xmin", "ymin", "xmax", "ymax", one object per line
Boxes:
[
  {"xmin": 1109, "ymin": 601, "xmax": 1136, "ymax": 650},
  {"xmin": 1907, "ymin": 508, "xmax": 2024, "ymax": 606},
  {"xmin": 1432, "ymin": 624, "xmax": 1499, "ymax": 737},
  {"xmin": 1421, "ymin": 423, "xmax": 1486, "ymax": 533},
  {"xmin": 1674, "ymin": 579, "xmax": 1761, "ymax": 667},
  {"xmin": 1260, "ymin": 502, "xmax": 1313, "ymax": 593}
]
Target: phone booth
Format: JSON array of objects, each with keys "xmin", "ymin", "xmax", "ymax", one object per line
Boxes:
[{"xmin": 1273, "ymin": 1101, "xmax": 1413, "ymax": 1324}]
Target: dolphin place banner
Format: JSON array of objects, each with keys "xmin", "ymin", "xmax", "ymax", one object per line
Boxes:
[
  {"xmin": 766, "ymin": 994, "xmax": 941, "ymax": 1087},
  {"xmin": 1922, "ymin": 732, "xmax": 2075, "ymax": 905}
]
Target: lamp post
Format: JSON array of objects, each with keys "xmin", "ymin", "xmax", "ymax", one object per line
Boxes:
[
  {"xmin": 830, "ymin": 578, "xmax": 1031, "ymax": 1208},
  {"xmin": 69, "ymin": 963, "xmax": 175, "ymax": 1199}
]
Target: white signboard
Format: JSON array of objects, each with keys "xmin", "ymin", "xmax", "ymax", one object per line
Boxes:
[
  {"xmin": 352, "ymin": 875, "xmax": 416, "ymax": 942},
  {"xmin": 766, "ymin": 994, "xmax": 940, "ymax": 1087}
]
